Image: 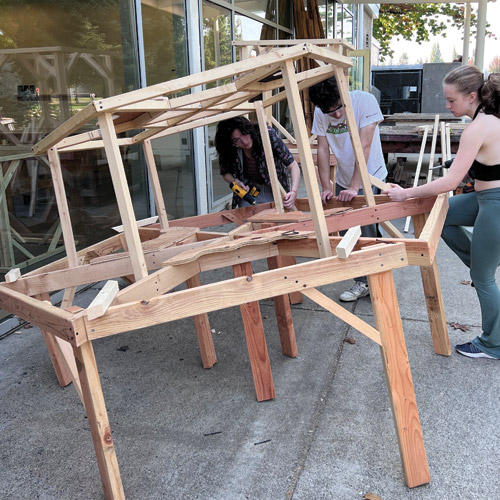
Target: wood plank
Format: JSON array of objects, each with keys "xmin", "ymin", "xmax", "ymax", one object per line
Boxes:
[
  {"xmin": 142, "ymin": 139, "xmax": 169, "ymax": 230},
  {"xmin": 267, "ymin": 256, "xmax": 298, "ymax": 357},
  {"xmin": 233, "ymin": 262, "xmax": 275, "ymax": 402},
  {"xmin": 86, "ymin": 281, "xmax": 119, "ymax": 320},
  {"xmin": 336, "ymin": 225, "xmax": 361, "ymax": 259},
  {"xmin": 279, "ymin": 255, "xmax": 303, "ymax": 304},
  {"xmin": 302, "ymin": 287, "xmax": 381, "ymax": 345},
  {"xmin": 112, "ymin": 216, "xmax": 159, "ymax": 233},
  {"xmin": 248, "ymin": 196, "xmax": 437, "ymax": 236},
  {"xmin": 367, "ymin": 270, "xmax": 430, "ymax": 488},
  {"xmin": 255, "ymin": 100, "xmax": 284, "ymax": 212},
  {"xmin": 186, "ymin": 274, "xmax": 217, "ymax": 369},
  {"xmin": 98, "ymin": 113, "xmax": 148, "ymax": 281},
  {"xmin": 84, "ymin": 243, "xmax": 409, "ymax": 339},
  {"xmin": 73, "ymin": 341, "xmax": 125, "ymax": 500},
  {"xmin": 0, "ymin": 284, "xmax": 84, "ymax": 345},
  {"xmin": 247, "ymin": 209, "xmax": 311, "ymax": 223},
  {"xmin": 5, "ymin": 268, "xmax": 21, "ymax": 283},
  {"xmin": 164, "ymin": 231, "xmax": 310, "ymax": 266},
  {"xmin": 334, "ymin": 67, "xmax": 375, "ymax": 206},
  {"xmin": 416, "ymin": 193, "xmax": 449, "ymax": 262},
  {"xmin": 413, "ymin": 212, "xmax": 451, "ymax": 356},
  {"xmin": 33, "ymin": 102, "xmax": 97, "ymax": 154},
  {"xmin": 281, "ymin": 59, "xmax": 331, "ymax": 258}
]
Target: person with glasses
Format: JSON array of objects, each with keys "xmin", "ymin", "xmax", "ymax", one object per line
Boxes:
[
  {"xmin": 215, "ymin": 116, "xmax": 300, "ymax": 209},
  {"xmin": 309, "ymin": 76, "xmax": 387, "ymax": 302}
]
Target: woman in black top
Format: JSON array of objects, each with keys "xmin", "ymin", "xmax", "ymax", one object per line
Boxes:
[
  {"xmin": 215, "ymin": 116, "xmax": 300, "ymax": 209},
  {"xmin": 384, "ymin": 66, "xmax": 500, "ymax": 359}
]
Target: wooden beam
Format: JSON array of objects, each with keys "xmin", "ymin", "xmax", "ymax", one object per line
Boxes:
[
  {"xmin": 86, "ymin": 280, "xmax": 119, "ymax": 320},
  {"xmin": 302, "ymin": 287, "xmax": 381, "ymax": 345},
  {"xmin": 367, "ymin": 270, "xmax": 430, "ymax": 488},
  {"xmin": 98, "ymin": 113, "xmax": 148, "ymax": 281},
  {"xmin": 233, "ymin": 262, "xmax": 275, "ymax": 401},
  {"xmin": 186, "ymin": 274, "xmax": 217, "ymax": 369},
  {"xmin": 73, "ymin": 341, "xmax": 125, "ymax": 499},
  {"xmin": 267, "ymin": 256, "xmax": 298, "ymax": 357},
  {"xmin": 336, "ymin": 225, "xmax": 361, "ymax": 259},
  {"xmin": 83, "ymin": 243, "xmax": 408, "ymax": 339},
  {"xmin": 281, "ymin": 59, "xmax": 331, "ymax": 258},
  {"xmin": 5, "ymin": 268, "xmax": 21, "ymax": 283},
  {"xmin": 255, "ymin": 101, "xmax": 284, "ymax": 213}
]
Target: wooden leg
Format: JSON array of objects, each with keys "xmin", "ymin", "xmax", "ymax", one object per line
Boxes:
[
  {"xmin": 74, "ymin": 341, "xmax": 125, "ymax": 500},
  {"xmin": 267, "ymin": 256, "xmax": 298, "ymax": 357},
  {"xmin": 368, "ymin": 270, "xmax": 430, "ymax": 488},
  {"xmin": 233, "ymin": 262, "xmax": 275, "ymax": 401},
  {"xmin": 186, "ymin": 274, "xmax": 217, "ymax": 369},
  {"xmin": 279, "ymin": 255, "xmax": 303, "ymax": 304},
  {"xmin": 413, "ymin": 214, "xmax": 451, "ymax": 356}
]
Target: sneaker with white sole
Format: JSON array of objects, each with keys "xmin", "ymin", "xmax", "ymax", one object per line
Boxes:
[
  {"xmin": 455, "ymin": 342, "xmax": 499, "ymax": 359},
  {"xmin": 339, "ymin": 282, "xmax": 370, "ymax": 302}
]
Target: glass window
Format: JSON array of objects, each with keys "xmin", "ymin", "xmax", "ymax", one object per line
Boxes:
[
  {"xmin": 141, "ymin": 1, "xmax": 196, "ymax": 219},
  {"xmin": 142, "ymin": 0, "xmax": 189, "ymax": 85},
  {"xmin": 0, "ymin": 0, "xmax": 150, "ymax": 279},
  {"xmin": 202, "ymin": 1, "xmax": 232, "ymax": 74},
  {"xmin": 234, "ymin": 0, "xmax": 276, "ymax": 24}
]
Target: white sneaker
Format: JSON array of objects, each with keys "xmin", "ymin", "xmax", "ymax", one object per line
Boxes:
[{"xmin": 339, "ymin": 282, "xmax": 370, "ymax": 302}]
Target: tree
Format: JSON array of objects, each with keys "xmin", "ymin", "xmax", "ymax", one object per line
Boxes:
[
  {"xmin": 489, "ymin": 56, "xmax": 500, "ymax": 74},
  {"xmin": 429, "ymin": 43, "xmax": 443, "ymax": 63},
  {"xmin": 398, "ymin": 52, "xmax": 409, "ymax": 65},
  {"xmin": 373, "ymin": 4, "xmax": 492, "ymax": 62}
]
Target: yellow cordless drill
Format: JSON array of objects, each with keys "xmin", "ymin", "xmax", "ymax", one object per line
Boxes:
[{"xmin": 229, "ymin": 182, "xmax": 260, "ymax": 205}]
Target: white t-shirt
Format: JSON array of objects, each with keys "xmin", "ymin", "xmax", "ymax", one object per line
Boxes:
[{"xmin": 311, "ymin": 90, "xmax": 387, "ymax": 190}]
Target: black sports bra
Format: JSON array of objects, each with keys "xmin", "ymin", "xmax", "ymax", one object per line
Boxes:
[
  {"xmin": 471, "ymin": 159, "xmax": 500, "ymax": 181},
  {"xmin": 469, "ymin": 105, "xmax": 500, "ymax": 181}
]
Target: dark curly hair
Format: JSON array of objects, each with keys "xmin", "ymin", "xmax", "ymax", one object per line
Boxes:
[
  {"xmin": 308, "ymin": 77, "xmax": 341, "ymax": 113},
  {"xmin": 215, "ymin": 116, "xmax": 263, "ymax": 175}
]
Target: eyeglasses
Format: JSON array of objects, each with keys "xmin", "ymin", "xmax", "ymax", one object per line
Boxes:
[
  {"xmin": 231, "ymin": 134, "xmax": 248, "ymax": 146},
  {"xmin": 322, "ymin": 104, "xmax": 344, "ymax": 115}
]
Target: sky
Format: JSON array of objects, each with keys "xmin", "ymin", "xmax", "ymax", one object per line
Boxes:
[{"xmin": 385, "ymin": 1, "xmax": 500, "ymax": 69}]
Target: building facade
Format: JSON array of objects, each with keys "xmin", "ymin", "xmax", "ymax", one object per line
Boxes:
[{"xmin": 0, "ymin": 1, "xmax": 378, "ymax": 287}]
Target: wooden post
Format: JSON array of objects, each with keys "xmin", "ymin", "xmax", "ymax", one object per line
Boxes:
[
  {"xmin": 404, "ymin": 125, "xmax": 429, "ymax": 233},
  {"xmin": 233, "ymin": 262, "xmax": 275, "ymax": 401},
  {"xmin": 142, "ymin": 139, "xmax": 170, "ymax": 230},
  {"xmin": 186, "ymin": 274, "xmax": 218, "ymax": 369},
  {"xmin": 412, "ymin": 213, "xmax": 451, "ymax": 356},
  {"xmin": 98, "ymin": 112, "xmax": 148, "ymax": 281},
  {"xmin": 267, "ymin": 256, "xmax": 298, "ymax": 357},
  {"xmin": 255, "ymin": 101, "xmax": 285, "ymax": 213},
  {"xmin": 73, "ymin": 340, "xmax": 125, "ymax": 500},
  {"xmin": 367, "ymin": 270, "xmax": 430, "ymax": 488},
  {"xmin": 333, "ymin": 67, "xmax": 375, "ymax": 205},
  {"xmin": 280, "ymin": 59, "xmax": 331, "ymax": 258},
  {"xmin": 426, "ymin": 115, "xmax": 440, "ymax": 184},
  {"xmin": 280, "ymin": 255, "xmax": 303, "ymax": 304}
]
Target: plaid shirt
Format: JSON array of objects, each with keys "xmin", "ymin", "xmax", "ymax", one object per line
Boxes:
[{"xmin": 221, "ymin": 127, "xmax": 294, "ymax": 206}]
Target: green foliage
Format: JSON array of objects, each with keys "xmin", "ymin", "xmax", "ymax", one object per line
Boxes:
[
  {"xmin": 374, "ymin": 3, "xmax": 491, "ymax": 62},
  {"xmin": 429, "ymin": 43, "xmax": 443, "ymax": 63}
]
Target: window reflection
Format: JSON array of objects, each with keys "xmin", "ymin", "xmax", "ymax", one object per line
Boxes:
[
  {"xmin": 0, "ymin": 1, "xmax": 142, "ymax": 279},
  {"xmin": 234, "ymin": 0, "xmax": 276, "ymax": 24}
]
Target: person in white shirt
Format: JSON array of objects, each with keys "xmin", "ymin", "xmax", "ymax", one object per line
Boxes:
[{"xmin": 309, "ymin": 76, "xmax": 387, "ymax": 302}]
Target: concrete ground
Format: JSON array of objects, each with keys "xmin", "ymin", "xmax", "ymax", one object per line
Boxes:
[{"xmin": 1, "ymin": 214, "xmax": 500, "ymax": 500}]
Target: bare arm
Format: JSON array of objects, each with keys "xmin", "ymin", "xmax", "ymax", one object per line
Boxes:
[
  {"xmin": 316, "ymin": 135, "xmax": 333, "ymax": 203},
  {"xmin": 223, "ymin": 172, "xmax": 249, "ymax": 191},
  {"xmin": 384, "ymin": 122, "xmax": 482, "ymax": 201},
  {"xmin": 338, "ymin": 122, "xmax": 378, "ymax": 202},
  {"xmin": 283, "ymin": 160, "xmax": 301, "ymax": 209}
]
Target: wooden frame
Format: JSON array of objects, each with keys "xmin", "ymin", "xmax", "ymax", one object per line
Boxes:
[{"xmin": 0, "ymin": 42, "xmax": 451, "ymax": 498}]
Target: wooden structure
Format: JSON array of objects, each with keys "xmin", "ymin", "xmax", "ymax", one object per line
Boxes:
[{"xmin": 0, "ymin": 43, "xmax": 451, "ymax": 499}]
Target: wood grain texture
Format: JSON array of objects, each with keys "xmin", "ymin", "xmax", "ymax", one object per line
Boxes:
[
  {"xmin": 233, "ymin": 262, "xmax": 275, "ymax": 401},
  {"xmin": 367, "ymin": 270, "xmax": 430, "ymax": 488}
]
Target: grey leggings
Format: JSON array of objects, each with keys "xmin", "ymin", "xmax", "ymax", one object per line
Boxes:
[{"xmin": 441, "ymin": 187, "xmax": 500, "ymax": 357}]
